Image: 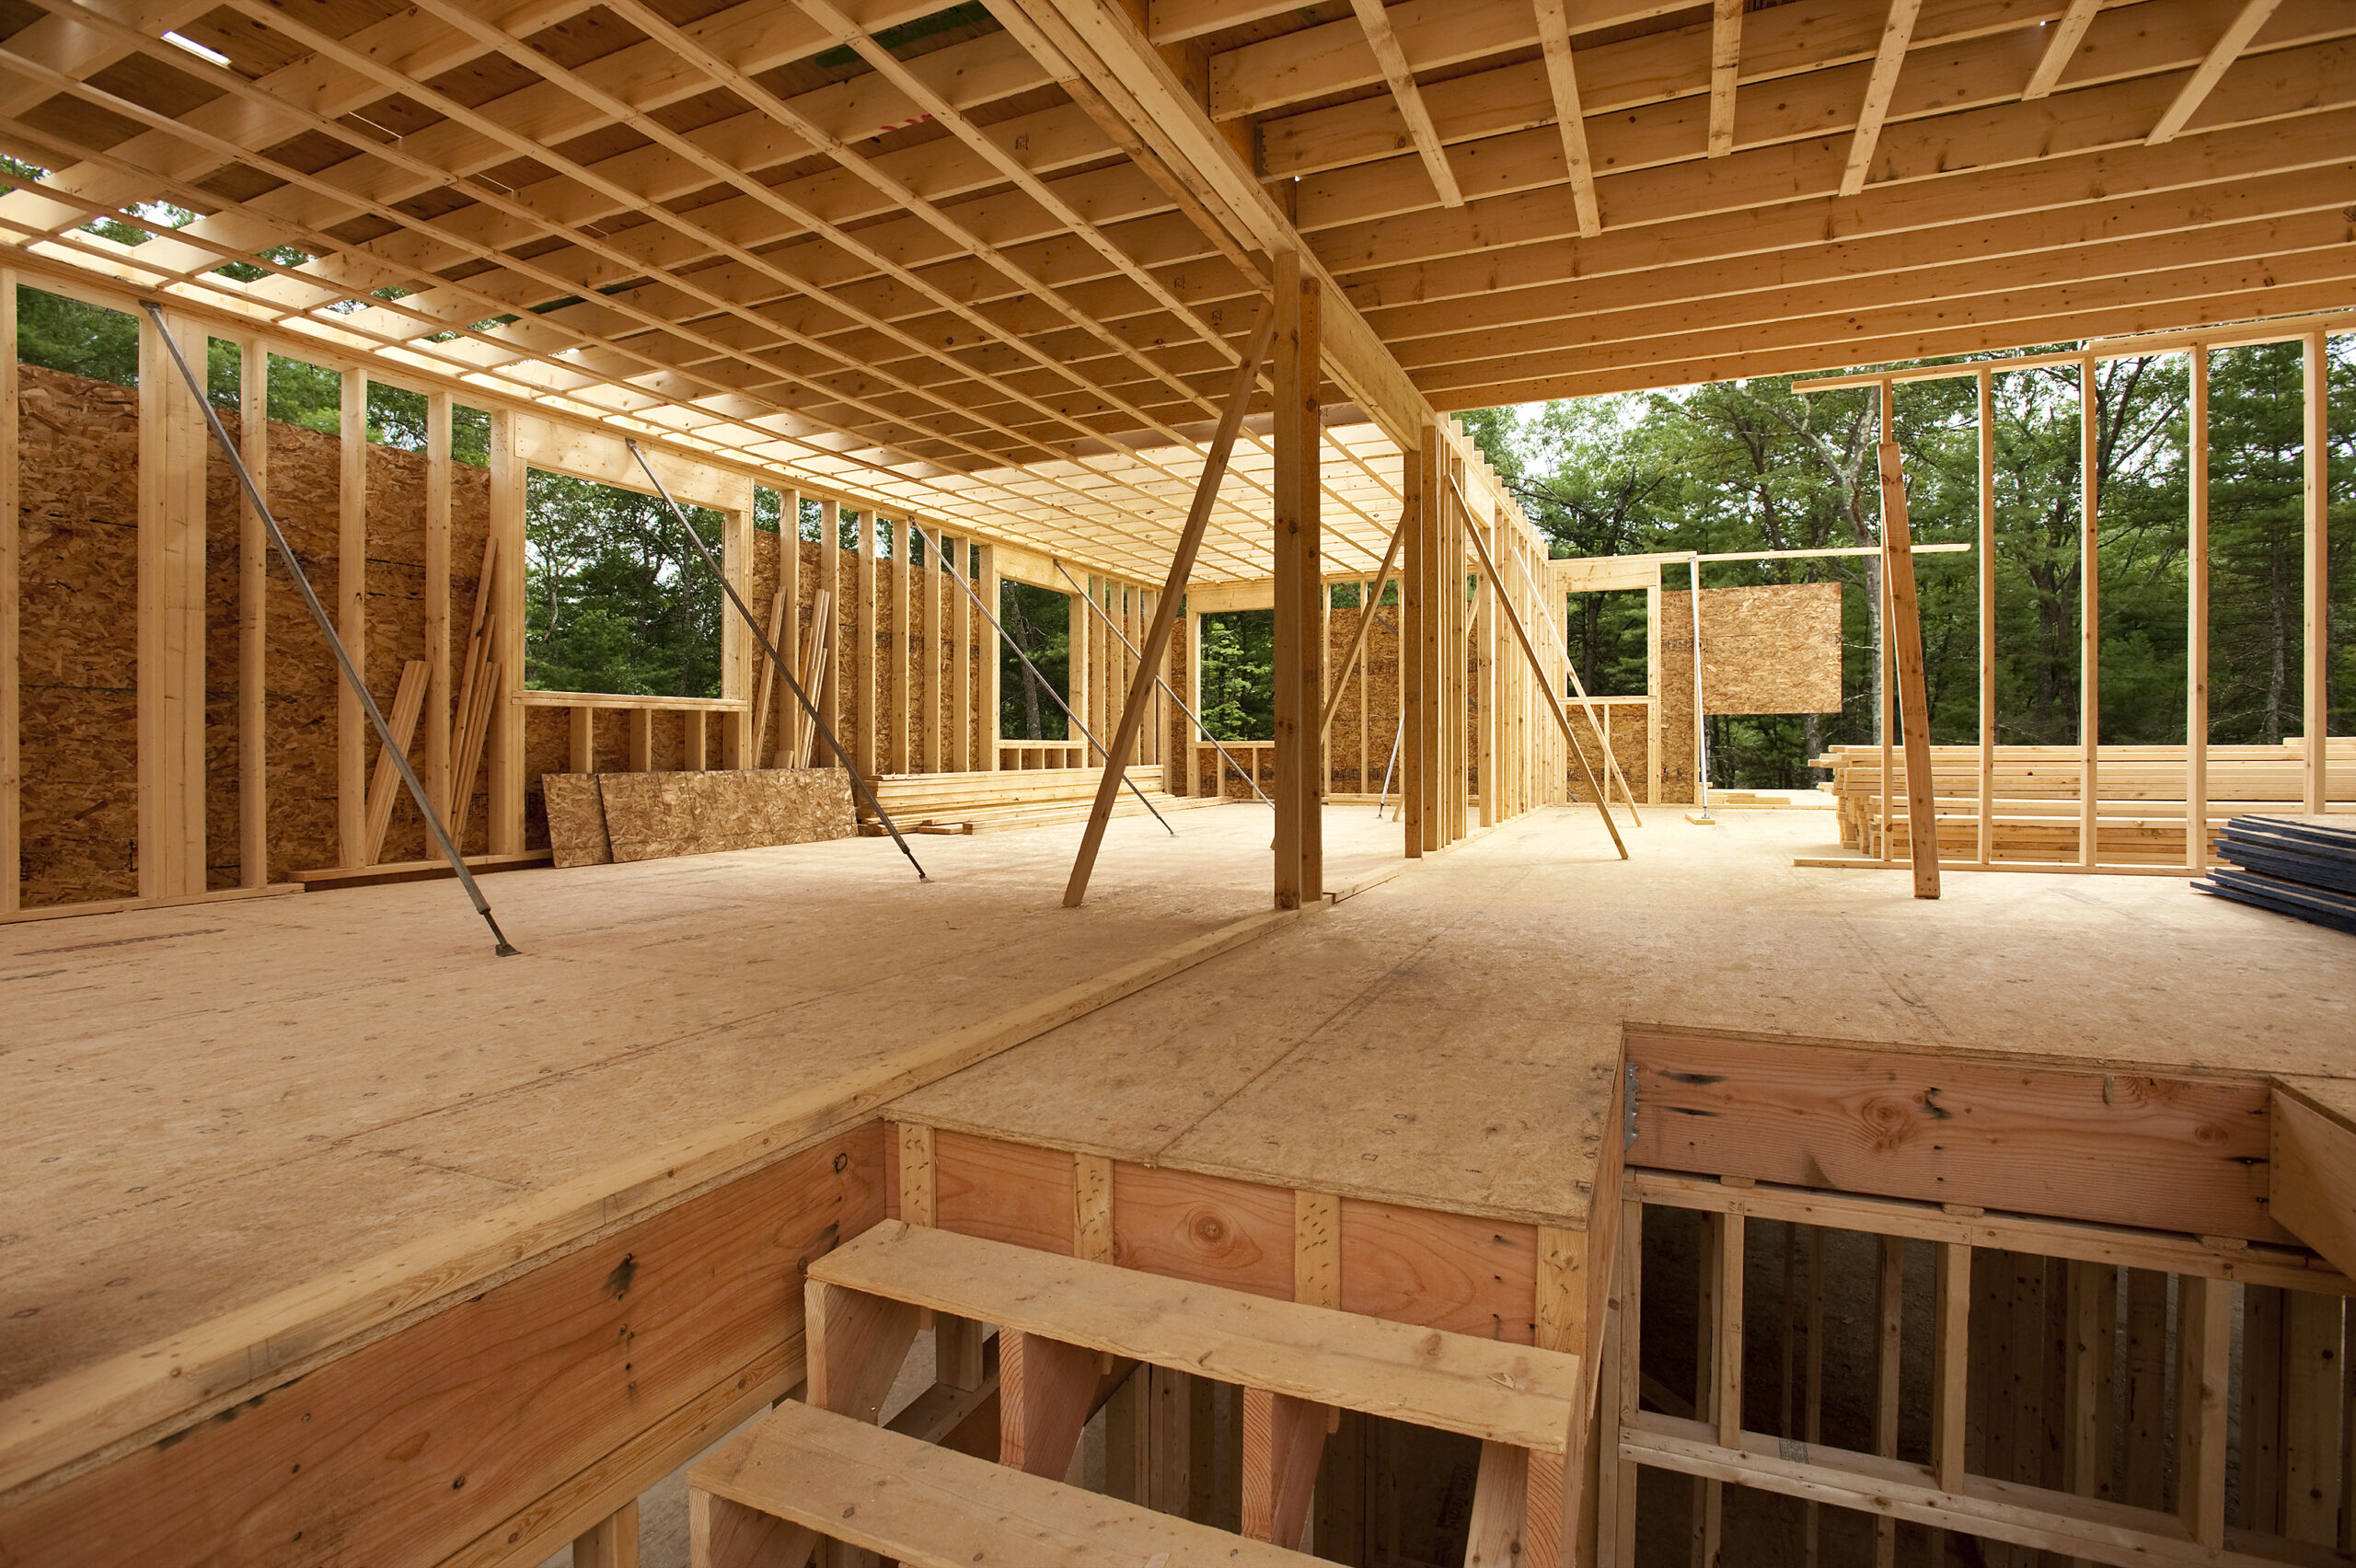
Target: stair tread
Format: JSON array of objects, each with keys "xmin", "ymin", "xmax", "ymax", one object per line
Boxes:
[
  {"xmin": 808, "ymin": 1220, "xmax": 1582, "ymax": 1451},
  {"xmin": 694, "ymin": 1399, "xmax": 1317, "ymax": 1568}
]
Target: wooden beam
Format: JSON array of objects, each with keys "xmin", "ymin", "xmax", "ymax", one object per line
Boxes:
[
  {"xmin": 809, "ymin": 1282, "xmax": 922, "ymax": 1424},
  {"xmin": 1272, "ymin": 255, "xmax": 1324, "ymax": 910},
  {"xmin": 1530, "ymin": 0, "xmax": 1601, "ymax": 234},
  {"xmin": 1875, "ymin": 440, "xmax": 1939, "ymax": 898},
  {"xmin": 1839, "ymin": 0, "xmax": 1924, "ymax": 196},
  {"xmin": 0, "ymin": 271, "xmax": 13, "ymax": 915},
  {"xmin": 1062, "ymin": 306, "xmax": 1274, "ymax": 906},
  {"xmin": 999, "ymin": 1330, "xmax": 1103, "ymax": 1478},
  {"xmin": 2080, "ymin": 354, "xmax": 2100, "ymax": 870},
  {"xmin": 1346, "ymin": 0, "xmax": 1465, "ymax": 207},
  {"xmin": 2022, "ymin": 0, "xmax": 2104, "ymax": 98},
  {"xmin": 2303, "ymin": 329, "xmax": 2328, "ymax": 814},
  {"xmin": 2273, "ymin": 1090, "xmax": 2356, "ymax": 1284},
  {"xmin": 1241, "ymin": 1389, "xmax": 1329, "ymax": 1548},
  {"xmin": 1708, "ymin": 0, "xmax": 1742, "ymax": 156},
  {"xmin": 2147, "ymin": 0, "xmax": 2284, "ymax": 142}
]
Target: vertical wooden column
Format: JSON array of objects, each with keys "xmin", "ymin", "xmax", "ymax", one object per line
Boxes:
[
  {"xmin": 2303, "ymin": 330, "xmax": 2329, "ymax": 814},
  {"xmin": 950, "ymin": 536, "xmax": 971, "ymax": 772},
  {"xmin": 978, "ymin": 542, "xmax": 999, "ymax": 769},
  {"xmin": 336, "ymin": 366, "xmax": 366, "ymax": 867},
  {"xmin": 1407, "ymin": 435, "xmax": 1439, "ymax": 854},
  {"xmin": 720, "ymin": 493, "xmax": 752, "ymax": 769},
  {"xmin": 779, "ymin": 490, "xmax": 803, "ymax": 768},
  {"xmin": 2079, "ymin": 353, "xmax": 2100, "ymax": 868},
  {"xmin": 135, "ymin": 307, "xmax": 210, "ymax": 897},
  {"xmin": 2, "ymin": 272, "xmax": 18, "ymax": 913},
  {"xmin": 2188, "ymin": 352, "xmax": 2211, "ymax": 869},
  {"xmin": 236, "ymin": 342, "xmax": 267, "ymax": 887},
  {"xmin": 423, "ymin": 392, "xmax": 452, "ymax": 824},
  {"xmin": 1067, "ymin": 582, "xmax": 1090, "ymax": 768},
  {"xmin": 856, "ymin": 511, "xmax": 877, "ymax": 777},
  {"xmin": 1447, "ymin": 457, "xmax": 1469, "ymax": 845},
  {"xmin": 918, "ymin": 525, "xmax": 939, "ymax": 774},
  {"xmin": 487, "ymin": 409, "xmax": 526, "ymax": 855},
  {"xmin": 1184, "ymin": 608, "xmax": 1206, "ymax": 794},
  {"xmin": 890, "ymin": 520, "xmax": 912, "ymax": 776},
  {"xmin": 572, "ymin": 1499, "xmax": 640, "ymax": 1568},
  {"xmin": 1877, "ymin": 441, "xmax": 1939, "ymax": 898},
  {"xmin": 1271, "ymin": 253, "xmax": 1323, "ymax": 908},
  {"xmin": 1645, "ymin": 581, "xmax": 1662, "ymax": 805},
  {"xmin": 1474, "ymin": 503, "xmax": 1496, "ymax": 829},
  {"xmin": 818, "ymin": 500, "xmax": 842, "ymax": 760},
  {"xmin": 1976, "ymin": 366, "xmax": 1996, "ymax": 866}
]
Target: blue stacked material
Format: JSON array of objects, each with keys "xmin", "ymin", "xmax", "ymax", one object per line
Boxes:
[{"xmin": 2194, "ymin": 814, "xmax": 2356, "ymax": 935}]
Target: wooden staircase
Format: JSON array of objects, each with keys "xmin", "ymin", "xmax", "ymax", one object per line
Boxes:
[{"xmin": 690, "ymin": 1219, "xmax": 1588, "ymax": 1568}]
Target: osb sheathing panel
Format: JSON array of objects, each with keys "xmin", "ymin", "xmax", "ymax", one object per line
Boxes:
[
  {"xmin": 598, "ymin": 768, "xmax": 854, "ymax": 860},
  {"xmin": 1657, "ymin": 584, "xmax": 1844, "ymax": 803},
  {"xmin": 16, "ymin": 365, "xmax": 137, "ymax": 905},
  {"xmin": 540, "ymin": 772, "xmax": 611, "ymax": 867}
]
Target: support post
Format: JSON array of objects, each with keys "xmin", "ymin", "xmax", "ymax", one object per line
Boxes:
[
  {"xmin": 424, "ymin": 391, "xmax": 452, "ymax": 828},
  {"xmin": 488, "ymin": 409, "xmax": 525, "ymax": 855},
  {"xmin": 1272, "ymin": 255, "xmax": 1323, "ymax": 909},
  {"xmin": 135, "ymin": 306, "xmax": 209, "ymax": 898},
  {"xmin": 2080, "ymin": 354, "xmax": 2100, "ymax": 868},
  {"xmin": 1877, "ymin": 441, "xmax": 1940, "ymax": 898},
  {"xmin": 2189, "ymin": 351, "xmax": 2211, "ymax": 868},
  {"xmin": 1, "ymin": 272, "xmax": 16, "ymax": 914},
  {"xmin": 2304, "ymin": 330, "xmax": 2329, "ymax": 815}
]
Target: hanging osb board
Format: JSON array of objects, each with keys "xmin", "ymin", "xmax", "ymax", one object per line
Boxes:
[
  {"xmin": 596, "ymin": 768, "xmax": 854, "ymax": 862},
  {"xmin": 1657, "ymin": 584, "xmax": 1843, "ymax": 801},
  {"xmin": 15, "ymin": 366, "xmax": 137, "ymax": 905},
  {"xmin": 541, "ymin": 774, "xmax": 612, "ymax": 867}
]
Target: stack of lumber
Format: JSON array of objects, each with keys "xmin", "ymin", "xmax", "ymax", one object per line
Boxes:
[
  {"xmin": 1817, "ymin": 741, "xmax": 2354, "ymax": 865},
  {"xmin": 2195, "ymin": 815, "xmax": 2356, "ymax": 934},
  {"xmin": 857, "ymin": 767, "xmax": 1225, "ymax": 836}
]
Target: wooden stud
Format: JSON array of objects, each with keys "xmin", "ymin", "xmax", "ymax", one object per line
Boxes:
[
  {"xmin": 1462, "ymin": 1440, "xmax": 1530, "ymax": 1568},
  {"xmin": 1075, "ymin": 1153, "xmax": 1114, "ymax": 1263},
  {"xmin": 133, "ymin": 307, "xmax": 208, "ymax": 899},
  {"xmin": 1273, "ymin": 255, "xmax": 1323, "ymax": 910},
  {"xmin": 819, "ymin": 500, "xmax": 843, "ymax": 765},
  {"xmin": 893, "ymin": 521, "xmax": 913, "ymax": 777},
  {"xmin": 570, "ymin": 704, "xmax": 595, "ymax": 777},
  {"xmin": 2081, "ymin": 355, "xmax": 2101, "ymax": 870},
  {"xmin": 629, "ymin": 709, "xmax": 653, "ymax": 773},
  {"xmin": 2283, "ymin": 1289, "xmax": 2345, "ymax": 1545},
  {"xmin": 1, "ymin": 271, "xmax": 16, "ymax": 913},
  {"xmin": 999, "ymin": 1330, "xmax": 1102, "ymax": 1479},
  {"xmin": 362, "ymin": 661, "xmax": 430, "ymax": 864},
  {"xmin": 2304, "ymin": 330, "xmax": 2329, "ymax": 815},
  {"xmin": 807, "ymin": 1281, "xmax": 921, "ymax": 1424},
  {"xmin": 1872, "ymin": 1236, "xmax": 1901, "ymax": 1568},
  {"xmin": 2177, "ymin": 1276, "xmax": 2232, "ymax": 1549},
  {"xmin": 857, "ymin": 511, "xmax": 878, "ymax": 778},
  {"xmin": 978, "ymin": 543, "xmax": 999, "ymax": 770},
  {"xmin": 684, "ymin": 709, "xmax": 708, "ymax": 771},
  {"xmin": 424, "ymin": 391, "xmax": 452, "ymax": 828},
  {"xmin": 1296, "ymin": 1191, "xmax": 1340, "ymax": 1310},
  {"xmin": 572, "ymin": 1498, "xmax": 640, "ymax": 1568},
  {"xmin": 952, "ymin": 536, "xmax": 973, "ymax": 773},
  {"xmin": 2243, "ymin": 1285, "xmax": 2287, "ymax": 1533},
  {"xmin": 2188, "ymin": 350, "xmax": 2211, "ymax": 869},
  {"xmin": 1978, "ymin": 367, "xmax": 1996, "ymax": 866},
  {"xmin": 779, "ymin": 490, "xmax": 802, "ymax": 768},
  {"xmin": 487, "ymin": 409, "xmax": 525, "ymax": 855},
  {"xmin": 1931, "ymin": 1241, "xmax": 1969, "ymax": 1493},
  {"xmin": 1877, "ymin": 441, "xmax": 1938, "ymax": 897},
  {"xmin": 1242, "ymin": 1388, "xmax": 1330, "ymax": 1549}
]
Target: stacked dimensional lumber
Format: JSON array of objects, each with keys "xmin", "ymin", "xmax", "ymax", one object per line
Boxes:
[
  {"xmin": 1818, "ymin": 741, "xmax": 2356, "ymax": 865},
  {"xmin": 859, "ymin": 767, "xmax": 1223, "ymax": 836},
  {"xmin": 2196, "ymin": 815, "xmax": 2356, "ymax": 934}
]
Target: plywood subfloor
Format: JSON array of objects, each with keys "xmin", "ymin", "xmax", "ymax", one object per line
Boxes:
[
  {"xmin": 895, "ymin": 807, "xmax": 2356, "ymax": 1226},
  {"xmin": 0, "ymin": 803, "xmax": 1396, "ymax": 1408}
]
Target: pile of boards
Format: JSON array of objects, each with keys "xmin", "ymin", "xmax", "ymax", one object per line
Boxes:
[
  {"xmin": 2195, "ymin": 815, "xmax": 2356, "ymax": 935},
  {"xmin": 858, "ymin": 766, "xmax": 1220, "ymax": 836}
]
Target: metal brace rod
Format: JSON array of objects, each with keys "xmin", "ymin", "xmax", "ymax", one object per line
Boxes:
[
  {"xmin": 142, "ymin": 302, "xmax": 521, "ymax": 957},
  {"xmin": 1050, "ymin": 559, "xmax": 1270, "ymax": 809},
  {"xmin": 625, "ymin": 441, "xmax": 928, "ymax": 880},
  {"xmin": 903, "ymin": 520, "xmax": 1172, "ymax": 836}
]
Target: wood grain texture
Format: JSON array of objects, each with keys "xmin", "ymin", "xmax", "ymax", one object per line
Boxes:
[
  {"xmin": 933, "ymin": 1130, "xmax": 1080, "ymax": 1256},
  {"xmin": 1339, "ymin": 1196, "xmax": 1541, "ymax": 1343},
  {"xmin": 1111, "ymin": 1163, "xmax": 1296, "ymax": 1298},
  {"xmin": 1626, "ymin": 1031, "xmax": 2281, "ymax": 1240},
  {"xmin": 0, "ymin": 1126, "xmax": 881, "ymax": 1568},
  {"xmin": 2271, "ymin": 1086, "xmax": 2356, "ymax": 1281}
]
